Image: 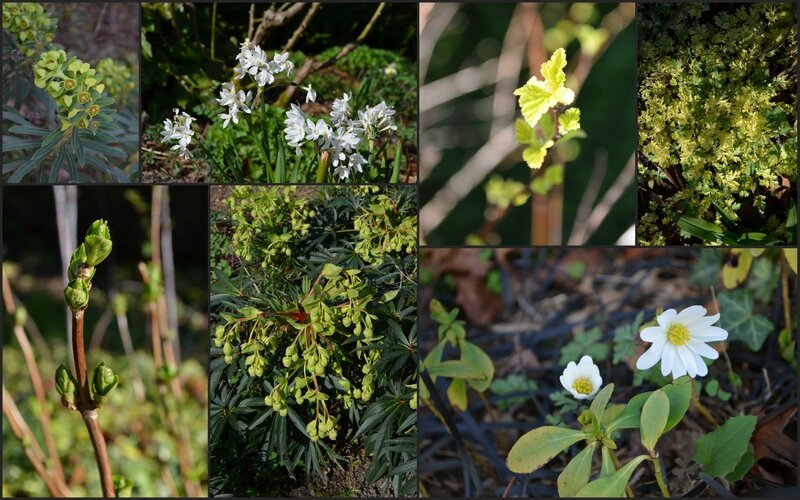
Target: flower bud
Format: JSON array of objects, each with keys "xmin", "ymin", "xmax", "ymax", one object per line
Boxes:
[
  {"xmin": 55, "ymin": 364, "xmax": 77, "ymax": 408},
  {"xmin": 84, "ymin": 219, "xmax": 112, "ymax": 267},
  {"xmin": 64, "ymin": 278, "xmax": 89, "ymax": 311},
  {"xmin": 91, "ymin": 361, "xmax": 119, "ymax": 407}
]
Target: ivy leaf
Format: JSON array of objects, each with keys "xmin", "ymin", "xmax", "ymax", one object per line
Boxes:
[
  {"xmin": 718, "ymin": 289, "xmax": 772, "ymax": 351},
  {"xmin": 690, "ymin": 249, "xmax": 723, "ymax": 287},
  {"xmin": 693, "ymin": 415, "xmax": 756, "ymax": 478},
  {"xmin": 514, "ymin": 48, "xmax": 575, "ymax": 128},
  {"xmin": 558, "ymin": 108, "xmax": 581, "ymax": 134}
]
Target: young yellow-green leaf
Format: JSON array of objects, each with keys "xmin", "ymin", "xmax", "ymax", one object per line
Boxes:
[
  {"xmin": 590, "ymin": 383, "xmax": 614, "ymax": 418},
  {"xmin": 506, "ymin": 426, "xmax": 587, "ymax": 474},
  {"xmin": 461, "ymin": 340, "xmax": 494, "ymax": 392},
  {"xmin": 515, "ymin": 118, "xmax": 535, "ymax": 144},
  {"xmin": 447, "ymin": 378, "xmax": 468, "ymax": 412},
  {"xmin": 640, "ymin": 389, "xmax": 669, "ymax": 453},
  {"xmin": 320, "ymin": 263, "xmax": 342, "ymax": 279},
  {"xmin": 557, "ymin": 443, "xmax": 597, "ymax": 497},
  {"xmin": 558, "ymin": 108, "xmax": 581, "ymax": 134},
  {"xmin": 537, "ymin": 112, "xmax": 555, "ymax": 139},
  {"xmin": 514, "ymin": 48, "xmax": 575, "ymax": 128},
  {"xmin": 575, "ymin": 455, "xmax": 648, "ymax": 497},
  {"xmin": 693, "ymin": 415, "xmax": 756, "ymax": 478},
  {"xmin": 523, "ymin": 140, "xmax": 554, "ymax": 169}
]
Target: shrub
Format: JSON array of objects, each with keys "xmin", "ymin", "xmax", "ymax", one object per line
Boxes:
[{"xmin": 638, "ymin": 3, "xmax": 797, "ymax": 245}]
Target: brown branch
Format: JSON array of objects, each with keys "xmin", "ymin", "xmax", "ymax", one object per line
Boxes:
[
  {"xmin": 72, "ymin": 312, "xmax": 115, "ymax": 497},
  {"xmin": 2, "ymin": 274, "xmax": 68, "ymax": 493},
  {"xmin": 252, "ymin": 2, "xmax": 308, "ymax": 46},
  {"xmin": 283, "ymin": 2, "xmax": 320, "ymax": 52},
  {"xmin": 3, "ymin": 386, "xmax": 69, "ymax": 497}
]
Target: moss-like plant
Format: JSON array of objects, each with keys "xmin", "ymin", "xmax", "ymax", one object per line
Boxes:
[{"xmin": 638, "ymin": 3, "xmax": 797, "ymax": 245}]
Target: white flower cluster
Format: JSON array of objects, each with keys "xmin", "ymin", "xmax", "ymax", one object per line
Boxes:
[
  {"xmin": 283, "ymin": 91, "xmax": 397, "ymax": 181},
  {"xmin": 233, "ymin": 39, "xmax": 293, "ymax": 88},
  {"xmin": 216, "ymin": 82, "xmax": 252, "ymax": 128},
  {"xmin": 160, "ymin": 108, "xmax": 196, "ymax": 159}
]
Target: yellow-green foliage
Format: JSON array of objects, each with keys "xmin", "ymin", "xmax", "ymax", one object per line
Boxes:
[
  {"xmin": 34, "ymin": 50, "xmax": 114, "ymax": 132},
  {"xmin": 96, "ymin": 58, "xmax": 136, "ymax": 106},
  {"xmin": 2, "ymin": 2, "xmax": 56, "ymax": 58},
  {"xmin": 638, "ymin": 3, "xmax": 797, "ymax": 245}
]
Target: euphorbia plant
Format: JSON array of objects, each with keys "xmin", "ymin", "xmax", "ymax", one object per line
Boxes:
[
  {"xmin": 506, "ymin": 305, "xmax": 757, "ymax": 497},
  {"xmin": 56, "ymin": 220, "xmax": 123, "ymax": 497}
]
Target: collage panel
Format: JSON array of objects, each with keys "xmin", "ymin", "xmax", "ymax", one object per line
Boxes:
[
  {"xmin": 2, "ymin": 2, "xmax": 140, "ymax": 183},
  {"xmin": 637, "ymin": 3, "xmax": 797, "ymax": 246},
  {"xmin": 141, "ymin": 2, "xmax": 417, "ymax": 184},
  {"xmin": 2, "ymin": 185, "xmax": 209, "ymax": 496},
  {"xmin": 419, "ymin": 3, "xmax": 636, "ymax": 246},
  {"xmin": 418, "ymin": 247, "xmax": 797, "ymax": 496},
  {"xmin": 209, "ymin": 185, "xmax": 417, "ymax": 496}
]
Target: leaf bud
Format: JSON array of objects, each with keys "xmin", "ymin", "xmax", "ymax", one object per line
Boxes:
[
  {"xmin": 55, "ymin": 364, "xmax": 77, "ymax": 408},
  {"xmin": 91, "ymin": 361, "xmax": 119, "ymax": 407},
  {"xmin": 64, "ymin": 278, "xmax": 89, "ymax": 311},
  {"xmin": 84, "ymin": 219, "xmax": 112, "ymax": 267}
]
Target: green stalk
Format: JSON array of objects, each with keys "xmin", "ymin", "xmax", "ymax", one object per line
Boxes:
[
  {"xmin": 390, "ymin": 141, "xmax": 402, "ymax": 183},
  {"xmin": 651, "ymin": 456, "xmax": 670, "ymax": 497},
  {"xmin": 315, "ymin": 151, "xmax": 330, "ymax": 183}
]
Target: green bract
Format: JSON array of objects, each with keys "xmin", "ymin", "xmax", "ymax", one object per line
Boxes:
[
  {"xmin": 2, "ymin": 2, "xmax": 57, "ymax": 58},
  {"xmin": 33, "ymin": 50, "xmax": 115, "ymax": 133},
  {"xmin": 638, "ymin": 3, "xmax": 797, "ymax": 245}
]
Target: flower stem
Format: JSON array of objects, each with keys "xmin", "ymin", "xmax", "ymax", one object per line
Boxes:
[
  {"xmin": 609, "ymin": 448, "xmax": 635, "ymax": 497},
  {"xmin": 651, "ymin": 456, "xmax": 671, "ymax": 497},
  {"xmin": 72, "ymin": 311, "xmax": 116, "ymax": 497},
  {"xmin": 315, "ymin": 150, "xmax": 330, "ymax": 183},
  {"xmin": 690, "ymin": 379, "xmax": 718, "ymax": 427}
]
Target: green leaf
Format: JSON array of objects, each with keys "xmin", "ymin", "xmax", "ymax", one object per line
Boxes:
[
  {"xmin": 522, "ymin": 140, "xmax": 554, "ymax": 169},
  {"xmin": 693, "ymin": 415, "xmax": 756, "ymax": 478},
  {"xmin": 558, "ymin": 108, "xmax": 581, "ymax": 134},
  {"xmin": 447, "ymin": 378, "xmax": 468, "ymax": 411},
  {"xmin": 575, "ymin": 455, "xmax": 648, "ymax": 497},
  {"xmin": 599, "ymin": 446, "xmax": 616, "ymax": 477},
  {"xmin": 557, "ymin": 443, "xmax": 596, "ymax": 497},
  {"xmin": 718, "ymin": 289, "xmax": 773, "ymax": 350},
  {"xmin": 590, "ymin": 383, "xmax": 614, "ymax": 418},
  {"xmin": 514, "ymin": 48, "xmax": 575, "ymax": 128},
  {"xmin": 691, "ymin": 249, "xmax": 723, "ymax": 286},
  {"xmin": 515, "ymin": 118, "xmax": 535, "ymax": 144},
  {"xmin": 558, "ymin": 328, "xmax": 609, "ymax": 366},
  {"xmin": 320, "ymin": 263, "xmax": 342, "ymax": 279},
  {"xmin": 460, "ymin": 340, "xmax": 494, "ymax": 391},
  {"xmin": 425, "ymin": 359, "xmax": 486, "ymax": 380},
  {"xmin": 660, "ymin": 376, "xmax": 692, "ymax": 432},
  {"xmin": 640, "ymin": 389, "xmax": 669, "ymax": 453},
  {"xmin": 506, "ymin": 426, "xmax": 587, "ymax": 474},
  {"xmin": 606, "ymin": 391, "xmax": 651, "ymax": 432},
  {"xmin": 726, "ymin": 444, "xmax": 754, "ymax": 481},
  {"xmin": 677, "ymin": 216, "xmax": 724, "ymax": 242}
]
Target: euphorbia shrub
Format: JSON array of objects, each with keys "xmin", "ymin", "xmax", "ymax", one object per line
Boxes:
[
  {"xmin": 638, "ymin": 3, "xmax": 797, "ymax": 245},
  {"xmin": 209, "ymin": 186, "xmax": 417, "ymax": 496}
]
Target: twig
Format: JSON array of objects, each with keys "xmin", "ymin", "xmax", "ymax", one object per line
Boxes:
[
  {"xmin": 72, "ymin": 311, "xmax": 116, "ymax": 497},
  {"xmin": 2, "ymin": 386, "xmax": 69, "ymax": 497},
  {"xmin": 283, "ymin": 3, "xmax": 320, "ymax": 52},
  {"xmin": 252, "ymin": 2, "xmax": 308, "ymax": 46},
  {"xmin": 780, "ymin": 256, "xmax": 792, "ymax": 334},
  {"xmin": 502, "ymin": 476, "xmax": 516, "ymax": 497},
  {"xmin": 570, "ymin": 150, "xmax": 608, "ymax": 243},
  {"xmin": 89, "ymin": 301, "xmax": 115, "ymax": 351},
  {"xmin": 2, "ymin": 273, "xmax": 68, "ymax": 494},
  {"xmin": 113, "ymin": 301, "xmax": 146, "ymax": 403},
  {"xmin": 247, "ymin": 3, "xmax": 256, "ymax": 40}
]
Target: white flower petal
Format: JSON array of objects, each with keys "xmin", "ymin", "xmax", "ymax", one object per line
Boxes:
[
  {"xmin": 640, "ymin": 325, "xmax": 665, "ymax": 342},
  {"xmin": 692, "ymin": 350, "xmax": 709, "ymax": 377},
  {"xmin": 685, "ymin": 313, "xmax": 720, "ymax": 329},
  {"xmin": 656, "ymin": 309, "xmax": 677, "ymax": 328},
  {"xmin": 676, "ymin": 305, "xmax": 707, "ymax": 323},
  {"xmin": 676, "ymin": 346, "xmax": 697, "ymax": 378},
  {"xmin": 688, "ymin": 339, "xmax": 719, "ymax": 360},
  {"xmin": 660, "ymin": 344, "xmax": 676, "ymax": 376},
  {"xmin": 636, "ymin": 336, "xmax": 667, "ymax": 370},
  {"xmin": 691, "ymin": 326, "xmax": 728, "ymax": 342}
]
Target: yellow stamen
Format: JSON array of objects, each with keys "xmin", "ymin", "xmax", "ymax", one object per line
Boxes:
[
  {"xmin": 667, "ymin": 323, "xmax": 690, "ymax": 346},
  {"xmin": 572, "ymin": 377, "xmax": 593, "ymax": 395}
]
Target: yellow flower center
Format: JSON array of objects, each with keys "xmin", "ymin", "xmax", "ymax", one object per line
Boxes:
[
  {"xmin": 572, "ymin": 377, "xmax": 593, "ymax": 395},
  {"xmin": 667, "ymin": 323, "xmax": 690, "ymax": 346}
]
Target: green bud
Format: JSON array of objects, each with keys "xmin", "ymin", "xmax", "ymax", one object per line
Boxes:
[
  {"xmin": 91, "ymin": 361, "xmax": 119, "ymax": 407},
  {"xmin": 55, "ymin": 364, "xmax": 77, "ymax": 408},
  {"xmin": 14, "ymin": 306, "xmax": 27, "ymax": 327},
  {"xmin": 68, "ymin": 243, "xmax": 89, "ymax": 280},
  {"xmin": 113, "ymin": 475, "xmax": 134, "ymax": 497},
  {"xmin": 64, "ymin": 278, "xmax": 89, "ymax": 311},
  {"xmin": 223, "ymin": 341, "xmax": 233, "ymax": 357},
  {"xmin": 84, "ymin": 219, "xmax": 112, "ymax": 267},
  {"xmin": 279, "ymin": 408, "xmax": 288, "ymax": 417}
]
